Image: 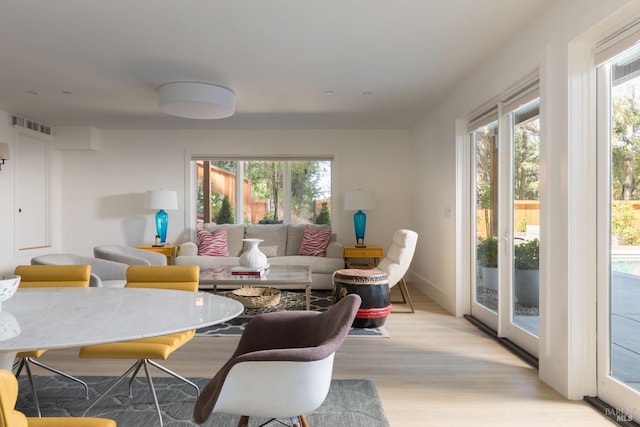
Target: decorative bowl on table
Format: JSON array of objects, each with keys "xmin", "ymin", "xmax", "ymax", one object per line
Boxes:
[
  {"xmin": 0, "ymin": 275, "xmax": 21, "ymax": 310},
  {"xmin": 230, "ymin": 287, "xmax": 281, "ymax": 308}
]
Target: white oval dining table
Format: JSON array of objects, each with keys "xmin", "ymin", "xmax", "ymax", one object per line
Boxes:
[{"xmin": 0, "ymin": 287, "xmax": 244, "ymax": 370}]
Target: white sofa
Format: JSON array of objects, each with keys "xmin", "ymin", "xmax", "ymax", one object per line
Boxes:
[{"xmin": 176, "ymin": 224, "xmax": 345, "ymax": 290}]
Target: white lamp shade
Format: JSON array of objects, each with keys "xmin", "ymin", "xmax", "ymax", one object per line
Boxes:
[
  {"xmin": 158, "ymin": 82, "xmax": 235, "ymax": 119},
  {"xmin": 145, "ymin": 190, "xmax": 178, "ymax": 210},
  {"xmin": 344, "ymin": 191, "xmax": 374, "ymax": 211}
]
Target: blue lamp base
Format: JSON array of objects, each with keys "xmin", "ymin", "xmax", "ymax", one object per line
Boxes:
[
  {"xmin": 155, "ymin": 209, "xmax": 169, "ymax": 245},
  {"xmin": 354, "ymin": 209, "xmax": 367, "ymax": 247}
]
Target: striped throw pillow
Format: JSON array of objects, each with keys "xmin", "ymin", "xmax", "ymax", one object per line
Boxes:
[
  {"xmin": 197, "ymin": 228, "xmax": 229, "ymax": 256},
  {"xmin": 298, "ymin": 226, "xmax": 331, "ymax": 257}
]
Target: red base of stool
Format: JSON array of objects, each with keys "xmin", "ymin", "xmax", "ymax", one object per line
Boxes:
[{"xmin": 353, "ymin": 305, "xmax": 392, "ymax": 328}]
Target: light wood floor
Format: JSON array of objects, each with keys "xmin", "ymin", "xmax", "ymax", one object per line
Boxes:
[{"xmin": 33, "ymin": 285, "xmax": 616, "ymax": 426}]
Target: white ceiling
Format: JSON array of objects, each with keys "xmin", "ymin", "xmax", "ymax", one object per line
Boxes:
[{"xmin": 0, "ymin": 0, "xmax": 552, "ymax": 130}]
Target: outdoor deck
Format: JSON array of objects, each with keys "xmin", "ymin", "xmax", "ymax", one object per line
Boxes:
[{"xmin": 513, "ymin": 270, "xmax": 640, "ymax": 392}]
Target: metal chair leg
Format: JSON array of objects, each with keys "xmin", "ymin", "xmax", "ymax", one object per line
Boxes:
[
  {"xmin": 28, "ymin": 357, "xmax": 89, "ymax": 399},
  {"xmin": 82, "ymin": 360, "xmax": 141, "ymax": 417},
  {"xmin": 84, "ymin": 358, "xmax": 197, "ymax": 427},
  {"xmin": 128, "ymin": 359, "xmax": 144, "ymax": 397},
  {"xmin": 142, "ymin": 360, "xmax": 163, "ymax": 427},
  {"xmin": 17, "ymin": 358, "xmax": 42, "ymax": 417},
  {"xmin": 147, "ymin": 359, "xmax": 200, "ymax": 395},
  {"xmin": 14, "ymin": 354, "xmax": 89, "ymax": 417}
]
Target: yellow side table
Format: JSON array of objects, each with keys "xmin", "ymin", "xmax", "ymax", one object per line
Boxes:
[
  {"xmin": 136, "ymin": 245, "xmax": 177, "ymax": 265},
  {"xmin": 343, "ymin": 245, "xmax": 384, "ymax": 269}
]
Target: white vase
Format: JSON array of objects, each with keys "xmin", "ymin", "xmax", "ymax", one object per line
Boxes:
[{"xmin": 239, "ymin": 238, "xmax": 268, "ymax": 270}]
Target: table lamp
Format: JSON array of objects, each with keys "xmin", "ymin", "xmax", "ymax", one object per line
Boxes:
[
  {"xmin": 145, "ymin": 190, "xmax": 178, "ymax": 245},
  {"xmin": 344, "ymin": 190, "xmax": 374, "ymax": 247}
]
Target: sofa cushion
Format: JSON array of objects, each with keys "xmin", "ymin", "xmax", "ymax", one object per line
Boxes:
[
  {"xmin": 197, "ymin": 228, "xmax": 229, "ymax": 256},
  {"xmin": 202, "ymin": 224, "xmax": 245, "ymax": 257},
  {"xmin": 298, "ymin": 226, "xmax": 332, "ymax": 256},
  {"xmin": 260, "ymin": 245, "xmax": 279, "ymax": 258},
  {"xmin": 244, "ymin": 225, "xmax": 287, "ymax": 257},
  {"xmin": 286, "ymin": 224, "xmax": 330, "ymax": 256}
]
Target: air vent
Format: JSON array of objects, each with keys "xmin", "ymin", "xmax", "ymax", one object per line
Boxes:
[{"xmin": 11, "ymin": 115, "xmax": 51, "ymax": 135}]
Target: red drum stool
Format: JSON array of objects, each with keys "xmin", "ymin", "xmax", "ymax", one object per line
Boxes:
[{"xmin": 333, "ymin": 268, "xmax": 391, "ymax": 328}]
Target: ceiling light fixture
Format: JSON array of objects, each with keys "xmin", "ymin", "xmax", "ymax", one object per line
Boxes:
[{"xmin": 158, "ymin": 82, "xmax": 235, "ymax": 119}]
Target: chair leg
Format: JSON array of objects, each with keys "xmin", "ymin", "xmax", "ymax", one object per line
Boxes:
[
  {"xmin": 291, "ymin": 415, "xmax": 308, "ymax": 427},
  {"xmin": 147, "ymin": 359, "xmax": 200, "ymax": 395},
  {"xmin": 27, "ymin": 357, "xmax": 90, "ymax": 399},
  {"xmin": 391, "ymin": 277, "xmax": 415, "ymax": 313},
  {"xmin": 237, "ymin": 415, "xmax": 249, "ymax": 427},
  {"xmin": 14, "ymin": 358, "xmax": 42, "ymax": 417},
  {"xmin": 84, "ymin": 358, "xmax": 197, "ymax": 427},
  {"xmin": 128, "ymin": 359, "xmax": 144, "ymax": 397},
  {"xmin": 82, "ymin": 360, "xmax": 142, "ymax": 417},
  {"xmin": 13, "ymin": 358, "xmax": 24, "ymax": 377},
  {"xmin": 142, "ymin": 360, "xmax": 163, "ymax": 427}
]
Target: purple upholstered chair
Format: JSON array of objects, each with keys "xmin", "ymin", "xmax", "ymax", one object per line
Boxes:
[{"xmin": 193, "ymin": 293, "xmax": 362, "ymax": 427}]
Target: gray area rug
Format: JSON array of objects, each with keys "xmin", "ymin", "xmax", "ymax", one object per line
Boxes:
[
  {"xmin": 197, "ymin": 290, "xmax": 390, "ymax": 338},
  {"xmin": 16, "ymin": 376, "xmax": 390, "ymax": 427}
]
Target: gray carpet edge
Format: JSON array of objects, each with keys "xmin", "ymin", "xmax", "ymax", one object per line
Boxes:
[{"xmin": 16, "ymin": 376, "xmax": 391, "ymax": 427}]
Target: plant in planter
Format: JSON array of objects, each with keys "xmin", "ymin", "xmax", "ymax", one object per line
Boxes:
[
  {"xmin": 514, "ymin": 238, "xmax": 539, "ymax": 307},
  {"xmin": 477, "ymin": 236, "xmax": 498, "ymax": 290}
]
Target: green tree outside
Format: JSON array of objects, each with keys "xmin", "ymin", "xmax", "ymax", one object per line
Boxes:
[
  {"xmin": 216, "ymin": 194, "xmax": 234, "ymax": 224},
  {"xmin": 315, "ymin": 201, "xmax": 331, "ymax": 224}
]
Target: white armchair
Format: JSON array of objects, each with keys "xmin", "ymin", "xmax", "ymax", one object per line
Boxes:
[
  {"xmin": 94, "ymin": 244, "xmax": 167, "ymax": 266},
  {"xmin": 377, "ymin": 229, "xmax": 418, "ymax": 313},
  {"xmin": 30, "ymin": 253, "xmax": 128, "ymax": 288}
]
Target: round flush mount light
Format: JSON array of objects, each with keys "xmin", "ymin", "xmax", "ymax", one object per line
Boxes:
[{"xmin": 158, "ymin": 82, "xmax": 235, "ymax": 119}]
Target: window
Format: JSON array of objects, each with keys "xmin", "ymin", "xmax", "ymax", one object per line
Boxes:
[{"xmin": 194, "ymin": 158, "xmax": 332, "ymax": 226}]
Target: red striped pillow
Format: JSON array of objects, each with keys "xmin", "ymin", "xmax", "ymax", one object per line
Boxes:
[
  {"xmin": 197, "ymin": 228, "xmax": 229, "ymax": 256},
  {"xmin": 298, "ymin": 226, "xmax": 331, "ymax": 257}
]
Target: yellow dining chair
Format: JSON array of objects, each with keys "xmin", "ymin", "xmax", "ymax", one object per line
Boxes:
[
  {"xmin": 12, "ymin": 265, "xmax": 92, "ymax": 417},
  {"xmin": 79, "ymin": 265, "xmax": 200, "ymax": 427},
  {"xmin": 0, "ymin": 369, "xmax": 116, "ymax": 427}
]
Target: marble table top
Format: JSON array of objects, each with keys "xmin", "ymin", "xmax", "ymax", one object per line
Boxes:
[{"xmin": 0, "ymin": 287, "xmax": 243, "ymax": 354}]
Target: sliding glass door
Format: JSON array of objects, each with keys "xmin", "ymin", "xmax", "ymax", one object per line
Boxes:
[
  {"xmin": 470, "ymin": 88, "xmax": 540, "ymax": 356},
  {"xmin": 511, "ymin": 101, "xmax": 540, "ymax": 339},
  {"xmin": 472, "ymin": 119, "xmax": 500, "ymax": 330},
  {"xmin": 596, "ymin": 43, "xmax": 640, "ymax": 421}
]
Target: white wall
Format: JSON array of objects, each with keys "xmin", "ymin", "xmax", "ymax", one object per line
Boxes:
[
  {"xmin": 0, "ymin": 128, "xmax": 410, "ymax": 263},
  {"xmin": 407, "ymin": 0, "xmax": 634, "ymax": 400}
]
